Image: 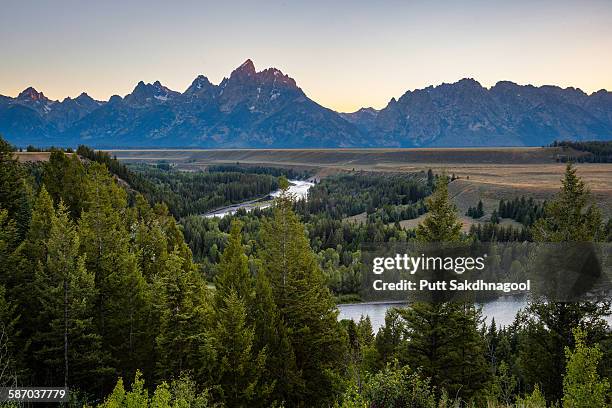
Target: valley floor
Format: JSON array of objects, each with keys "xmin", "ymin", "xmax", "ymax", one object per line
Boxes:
[{"xmin": 103, "ymin": 147, "xmax": 612, "ymax": 217}]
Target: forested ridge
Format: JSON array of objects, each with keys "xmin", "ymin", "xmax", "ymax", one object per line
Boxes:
[
  {"xmin": 1, "ymin": 135, "xmax": 611, "ymax": 407},
  {"xmin": 181, "ymin": 172, "xmax": 429, "ymax": 296},
  {"xmin": 551, "ymin": 140, "xmax": 612, "ymax": 163},
  {"xmin": 77, "ymin": 145, "xmax": 310, "ymax": 218}
]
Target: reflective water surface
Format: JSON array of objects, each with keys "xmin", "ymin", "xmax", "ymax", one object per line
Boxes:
[{"xmin": 337, "ymin": 297, "xmax": 528, "ymax": 332}]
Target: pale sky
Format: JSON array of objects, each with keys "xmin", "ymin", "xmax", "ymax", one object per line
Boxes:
[{"xmin": 1, "ymin": 0, "xmax": 611, "ymax": 112}]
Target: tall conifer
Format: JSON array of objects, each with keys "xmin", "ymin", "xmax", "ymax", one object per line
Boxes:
[
  {"xmin": 401, "ymin": 175, "xmax": 489, "ymax": 401},
  {"xmin": 259, "ymin": 177, "xmax": 346, "ymax": 406},
  {"xmin": 78, "ymin": 163, "xmax": 150, "ymax": 380},
  {"xmin": 519, "ymin": 163, "xmax": 610, "ymax": 403},
  {"xmin": 32, "ymin": 201, "xmax": 107, "ymax": 391}
]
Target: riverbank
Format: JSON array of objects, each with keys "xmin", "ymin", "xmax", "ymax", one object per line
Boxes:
[
  {"xmin": 202, "ymin": 179, "xmax": 314, "ymax": 218},
  {"xmin": 337, "ymin": 298, "xmax": 529, "ymax": 332}
]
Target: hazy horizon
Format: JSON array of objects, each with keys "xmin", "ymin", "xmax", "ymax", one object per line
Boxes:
[{"xmin": 1, "ymin": 0, "xmax": 611, "ymax": 112}]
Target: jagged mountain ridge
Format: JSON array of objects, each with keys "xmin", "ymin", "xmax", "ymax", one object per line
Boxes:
[
  {"xmin": 1, "ymin": 60, "xmax": 611, "ymax": 147},
  {"xmin": 342, "ymin": 78, "xmax": 612, "ymax": 147}
]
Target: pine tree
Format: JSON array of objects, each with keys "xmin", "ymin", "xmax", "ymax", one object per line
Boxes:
[
  {"xmin": 43, "ymin": 150, "xmax": 87, "ymax": 218},
  {"xmin": 0, "ymin": 135, "xmax": 32, "ymax": 239},
  {"xmin": 209, "ymin": 291, "xmax": 267, "ymax": 407},
  {"xmin": 532, "ymin": 163, "xmax": 602, "ymax": 242},
  {"xmin": 214, "ymin": 220, "xmax": 253, "ymax": 309},
  {"xmin": 23, "ymin": 187, "xmax": 55, "ymax": 261},
  {"xmin": 259, "ymin": 177, "xmax": 347, "ymax": 406},
  {"xmin": 477, "ymin": 199, "xmax": 484, "ymax": 217},
  {"xmin": 204, "ymin": 219, "xmax": 274, "ymax": 406},
  {"xmin": 426, "ymin": 169, "xmax": 434, "ymax": 188},
  {"xmin": 132, "ymin": 195, "xmax": 169, "ymax": 281},
  {"xmin": 0, "ymin": 209, "xmax": 19, "ymax": 287},
  {"xmin": 520, "ymin": 163, "xmax": 610, "ymax": 403},
  {"xmin": 154, "ymin": 249, "xmax": 209, "ymax": 382},
  {"xmin": 415, "ymin": 175, "xmax": 462, "ymax": 242},
  {"xmin": 14, "ymin": 186, "xmax": 55, "ymax": 295},
  {"xmin": 490, "ymin": 209, "xmax": 500, "ymax": 224},
  {"xmin": 0, "ymin": 284, "xmax": 19, "ymax": 388},
  {"xmin": 400, "ymin": 175, "xmax": 489, "ymax": 400},
  {"xmin": 250, "ymin": 269, "xmax": 300, "ymax": 406},
  {"xmin": 32, "ymin": 201, "xmax": 108, "ymax": 391},
  {"xmin": 374, "ymin": 308, "xmax": 406, "ymax": 369},
  {"xmin": 78, "ymin": 163, "xmax": 151, "ymax": 381},
  {"xmin": 9, "ymin": 187, "xmax": 56, "ymax": 374}
]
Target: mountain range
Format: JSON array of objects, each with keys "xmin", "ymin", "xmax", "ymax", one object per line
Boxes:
[{"xmin": 1, "ymin": 59, "xmax": 611, "ymax": 148}]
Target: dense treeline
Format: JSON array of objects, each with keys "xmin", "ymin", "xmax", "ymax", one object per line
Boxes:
[
  {"xmin": 177, "ymin": 166, "xmax": 612, "ymax": 406},
  {"xmin": 463, "ymin": 196, "xmax": 545, "ymax": 241},
  {"xmin": 335, "ymin": 167, "xmax": 611, "ymax": 407},
  {"xmin": 181, "ymin": 208, "xmax": 413, "ymax": 296},
  {"xmin": 467, "ymin": 200, "xmax": 485, "ymax": 219},
  {"xmin": 300, "ymin": 172, "xmax": 430, "ymax": 219},
  {"xmin": 76, "ymin": 145, "xmax": 140, "ymax": 187},
  {"xmin": 77, "ymin": 146, "xmax": 298, "ymax": 218},
  {"xmin": 181, "ymin": 173, "xmax": 428, "ymax": 295},
  {"xmin": 207, "ymin": 164, "xmax": 310, "ymax": 179},
  {"xmin": 0, "ymin": 136, "xmax": 347, "ymax": 406},
  {"xmin": 1, "ymin": 135, "xmax": 610, "ymax": 407},
  {"xmin": 2, "ymin": 139, "xmax": 205, "ymax": 402},
  {"xmin": 498, "ymin": 196, "xmax": 545, "ymax": 227},
  {"xmin": 469, "ymin": 223, "xmax": 532, "ymax": 242},
  {"xmin": 551, "ymin": 140, "xmax": 612, "ymax": 163},
  {"xmin": 127, "ymin": 164, "xmax": 280, "ymax": 217}
]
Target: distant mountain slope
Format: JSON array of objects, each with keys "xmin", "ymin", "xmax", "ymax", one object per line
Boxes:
[
  {"xmin": 1, "ymin": 61, "xmax": 611, "ymax": 147},
  {"xmin": 343, "ymin": 79, "xmax": 612, "ymax": 147}
]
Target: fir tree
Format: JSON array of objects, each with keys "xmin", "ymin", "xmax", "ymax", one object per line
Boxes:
[
  {"xmin": 249, "ymin": 269, "xmax": 300, "ymax": 406},
  {"xmin": 132, "ymin": 195, "xmax": 169, "ymax": 280},
  {"xmin": 154, "ymin": 249, "xmax": 208, "ymax": 382},
  {"xmin": 0, "ymin": 209, "xmax": 20, "ymax": 288},
  {"xmin": 9, "ymin": 187, "xmax": 56, "ymax": 374},
  {"xmin": 0, "ymin": 284, "xmax": 19, "ymax": 388},
  {"xmin": 401, "ymin": 175, "xmax": 489, "ymax": 401},
  {"xmin": 519, "ymin": 163, "xmax": 610, "ymax": 403},
  {"xmin": 415, "ymin": 175, "xmax": 462, "ymax": 242},
  {"xmin": 532, "ymin": 163, "xmax": 602, "ymax": 242},
  {"xmin": 206, "ymin": 218, "xmax": 274, "ymax": 406},
  {"xmin": 209, "ymin": 291, "xmax": 267, "ymax": 407},
  {"xmin": 78, "ymin": 163, "xmax": 151, "ymax": 381},
  {"xmin": 22, "ymin": 187, "xmax": 55, "ymax": 262},
  {"xmin": 490, "ymin": 209, "xmax": 500, "ymax": 224},
  {"xmin": 426, "ymin": 169, "xmax": 434, "ymax": 188},
  {"xmin": 32, "ymin": 201, "xmax": 107, "ymax": 391},
  {"xmin": 43, "ymin": 151, "xmax": 87, "ymax": 218},
  {"xmin": 259, "ymin": 177, "xmax": 347, "ymax": 406},
  {"xmin": 0, "ymin": 135, "xmax": 32, "ymax": 238},
  {"xmin": 213, "ymin": 220, "xmax": 253, "ymax": 309}
]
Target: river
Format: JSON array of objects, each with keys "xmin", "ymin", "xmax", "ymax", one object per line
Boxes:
[
  {"xmin": 337, "ymin": 297, "xmax": 528, "ymax": 332},
  {"xmin": 201, "ymin": 181, "xmax": 601, "ymax": 332},
  {"xmin": 203, "ymin": 179, "xmax": 314, "ymax": 218}
]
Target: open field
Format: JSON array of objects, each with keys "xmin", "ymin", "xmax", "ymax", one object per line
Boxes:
[
  {"xmin": 106, "ymin": 146, "xmax": 589, "ymax": 167},
  {"xmin": 15, "ymin": 147, "xmax": 612, "ymax": 217}
]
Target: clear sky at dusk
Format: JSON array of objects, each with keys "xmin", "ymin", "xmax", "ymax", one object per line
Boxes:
[{"xmin": 1, "ymin": 0, "xmax": 611, "ymax": 112}]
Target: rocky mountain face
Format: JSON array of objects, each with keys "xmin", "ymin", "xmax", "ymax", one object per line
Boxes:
[
  {"xmin": 1, "ymin": 62, "xmax": 610, "ymax": 147},
  {"xmin": 343, "ymin": 79, "xmax": 612, "ymax": 147}
]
